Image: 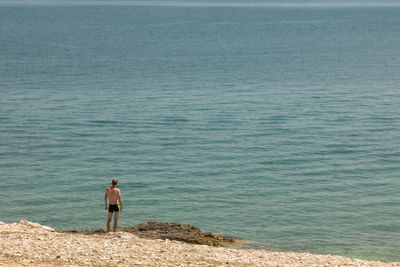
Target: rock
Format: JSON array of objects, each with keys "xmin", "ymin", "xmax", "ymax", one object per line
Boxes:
[{"xmin": 65, "ymin": 221, "xmax": 236, "ymax": 247}]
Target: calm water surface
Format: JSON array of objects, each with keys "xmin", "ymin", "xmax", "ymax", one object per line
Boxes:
[{"xmin": 0, "ymin": 1, "xmax": 400, "ymax": 261}]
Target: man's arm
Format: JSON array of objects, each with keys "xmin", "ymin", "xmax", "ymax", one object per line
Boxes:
[
  {"xmin": 118, "ymin": 191, "xmax": 123, "ymax": 213},
  {"xmin": 104, "ymin": 188, "xmax": 109, "ymax": 210}
]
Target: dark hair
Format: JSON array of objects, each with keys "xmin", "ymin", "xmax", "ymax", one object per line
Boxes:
[{"xmin": 112, "ymin": 178, "xmax": 118, "ymax": 186}]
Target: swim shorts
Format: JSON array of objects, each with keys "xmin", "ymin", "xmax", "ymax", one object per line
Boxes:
[{"xmin": 108, "ymin": 204, "xmax": 120, "ymax": 213}]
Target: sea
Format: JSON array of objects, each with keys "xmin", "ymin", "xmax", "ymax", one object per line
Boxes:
[{"xmin": 0, "ymin": 0, "xmax": 399, "ymax": 262}]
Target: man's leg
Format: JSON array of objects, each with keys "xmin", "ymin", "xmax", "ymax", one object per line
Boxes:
[
  {"xmin": 113, "ymin": 212, "xmax": 119, "ymax": 232},
  {"xmin": 107, "ymin": 212, "xmax": 113, "ymax": 232}
]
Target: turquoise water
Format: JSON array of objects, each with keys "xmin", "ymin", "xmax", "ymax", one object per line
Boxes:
[{"xmin": 1, "ymin": 1, "xmax": 400, "ymax": 262}]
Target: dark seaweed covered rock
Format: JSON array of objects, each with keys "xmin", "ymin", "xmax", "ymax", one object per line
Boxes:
[{"xmin": 64, "ymin": 220, "xmax": 236, "ymax": 247}]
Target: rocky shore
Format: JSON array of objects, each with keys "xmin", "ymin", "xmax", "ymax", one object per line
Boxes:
[
  {"xmin": 65, "ymin": 220, "xmax": 236, "ymax": 247},
  {"xmin": 1, "ymin": 220, "xmax": 399, "ymax": 266}
]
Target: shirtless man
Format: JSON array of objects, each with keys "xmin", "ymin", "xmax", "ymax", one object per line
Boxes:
[{"xmin": 104, "ymin": 178, "xmax": 123, "ymax": 232}]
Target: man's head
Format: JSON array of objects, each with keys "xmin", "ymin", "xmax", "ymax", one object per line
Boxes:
[{"xmin": 112, "ymin": 178, "xmax": 118, "ymax": 186}]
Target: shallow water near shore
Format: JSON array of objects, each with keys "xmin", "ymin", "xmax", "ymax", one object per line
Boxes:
[{"xmin": 1, "ymin": 1, "xmax": 400, "ymax": 262}]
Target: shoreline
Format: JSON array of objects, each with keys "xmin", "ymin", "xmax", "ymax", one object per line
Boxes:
[
  {"xmin": 64, "ymin": 220, "xmax": 237, "ymax": 247},
  {"xmin": 1, "ymin": 220, "xmax": 399, "ymax": 266}
]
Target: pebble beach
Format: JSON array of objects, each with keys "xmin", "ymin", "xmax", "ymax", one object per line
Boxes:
[{"xmin": 1, "ymin": 220, "xmax": 399, "ymax": 267}]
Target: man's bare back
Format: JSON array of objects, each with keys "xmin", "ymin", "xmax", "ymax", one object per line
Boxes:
[{"xmin": 105, "ymin": 187, "xmax": 121, "ymax": 205}]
